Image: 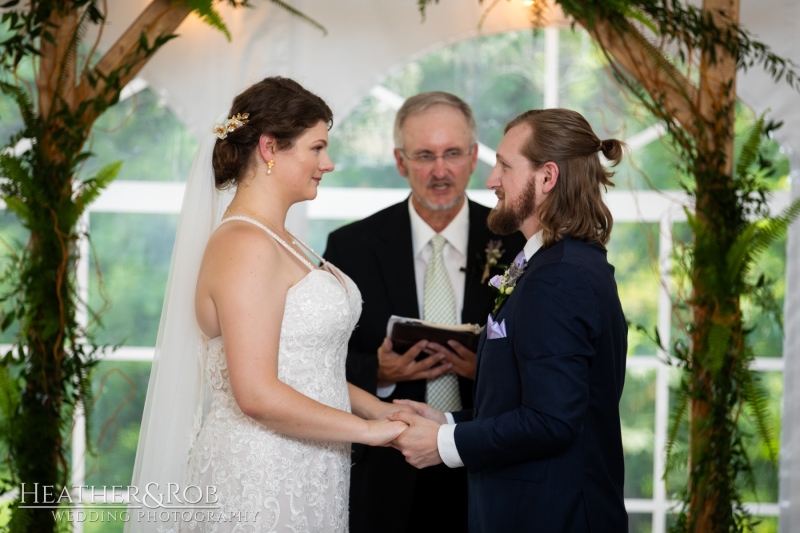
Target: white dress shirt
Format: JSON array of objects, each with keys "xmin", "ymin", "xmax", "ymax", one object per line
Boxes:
[
  {"xmin": 375, "ymin": 197, "xmax": 470, "ymax": 398},
  {"xmin": 437, "ymin": 230, "xmax": 544, "ymax": 468}
]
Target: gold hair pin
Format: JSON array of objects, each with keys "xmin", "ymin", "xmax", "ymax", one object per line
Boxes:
[{"xmin": 212, "ymin": 113, "xmax": 250, "ymax": 139}]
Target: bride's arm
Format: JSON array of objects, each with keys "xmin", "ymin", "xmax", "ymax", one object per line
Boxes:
[
  {"xmin": 206, "ymin": 224, "xmax": 406, "ymax": 446},
  {"xmin": 348, "ymin": 383, "xmax": 412, "ymax": 420}
]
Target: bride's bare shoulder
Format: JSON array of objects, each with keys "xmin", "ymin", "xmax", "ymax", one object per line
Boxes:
[
  {"xmin": 201, "ymin": 220, "xmax": 287, "ymax": 280},
  {"xmin": 209, "ymin": 219, "xmax": 280, "ymax": 254},
  {"xmin": 195, "ymin": 221, "xmax": 289, "ymax": 337}
]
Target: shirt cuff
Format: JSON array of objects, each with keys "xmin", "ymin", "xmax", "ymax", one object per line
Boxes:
[
  {"xmin": 376, "ymin": 383, "xmax": 396, "ymax": 398},
  {"xmin": 444, "ymin": 412, "xmax": 455, "ymax": 424},
  {"xmin": 437, "ymin": 423, "xmax": 464, "ymax": 468}
]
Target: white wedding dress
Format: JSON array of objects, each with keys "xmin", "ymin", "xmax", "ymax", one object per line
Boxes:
[{"xmin": 182, "ymin": 216, "xmax": 361, "ymax": 533}]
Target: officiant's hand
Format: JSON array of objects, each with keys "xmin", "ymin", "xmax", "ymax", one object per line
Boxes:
[
  {"xmin": 429, "ymin": 340, "xmax": 476, "ymax": 380},
  {"xmin": 377, "ymin": 338, "xmax": 452, "ymax": 386},
  {"xmin": 388, "ymin": 411, "xmax": 443, "ymax": 468},
  {"xmin": 392, "ymin": 398, "xmax": 447, "ymax": 424}
]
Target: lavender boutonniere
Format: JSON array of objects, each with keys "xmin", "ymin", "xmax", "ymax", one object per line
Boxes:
[
  {"xmin": 480, "ymin": 239, "xmax": 505, "ymax": 284},
  {"xmin": 488, "ymin": 251, "xmax": 527, "ymax": 315}
]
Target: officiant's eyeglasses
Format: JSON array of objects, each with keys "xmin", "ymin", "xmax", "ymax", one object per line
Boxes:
[{"xmin": 398, "ymin": 146, "xmax": 475, "ymax": 169}]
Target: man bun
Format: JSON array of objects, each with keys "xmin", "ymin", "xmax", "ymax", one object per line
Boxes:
[{"xmin": 599, "ymin": 138, "xmax": 625, "ymax": 166}]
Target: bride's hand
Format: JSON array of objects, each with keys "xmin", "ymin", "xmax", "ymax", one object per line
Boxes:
[
  {"xmin": 373, "ymin": 402, "xmax": 414, "ymax": 420},
  {"xmin": 392, "ymin": 399, "xmax": 447, "ymax": 424},
  {"xmin": 364, "ymin": 419, "xmax": 408, "ymax": 447}
]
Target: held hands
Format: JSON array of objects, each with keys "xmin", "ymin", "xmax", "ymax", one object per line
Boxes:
[
  {"xmin": 364, "ymin": 418, "xmax": 408, "ymax": 447},
  {"xmin": 376, "ymin": 338, "xmax": 453, "ymax": 386},
  {"xmin": 387, "ymin": 409, "xmax": 443, "ymax": 469},
  {"xmin": 392, "ymin": 398, "xmax": 447, "ymax": 424},
  {"xmin": 363, "ymin": 398, "xmax": 445, "ymax": 467},
  {"xmin": 358, "ymin": 392, "xmax": 415, "ymax": 446}
]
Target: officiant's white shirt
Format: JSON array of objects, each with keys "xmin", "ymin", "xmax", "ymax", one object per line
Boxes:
[
  {"xmin": 375, "ymin": 196, "xmax": 469, "ymax": 398},
  {"xmin": 438, "ymin": 230, "xmax": 543, "ymax": 468}
]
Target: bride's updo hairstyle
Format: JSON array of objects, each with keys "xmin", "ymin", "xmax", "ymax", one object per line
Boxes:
[
  {"xmin": 504, "ymin": 108, "xmax": 626, "ymax": 250},
  {"xmin": 213, "ymin": 76, "xmax": 333, "ymax": 189}
]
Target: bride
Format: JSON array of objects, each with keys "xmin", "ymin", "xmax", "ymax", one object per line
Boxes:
[{"xmin": 126, "ymin": 77, "xmax": 407, "ymax": 533}]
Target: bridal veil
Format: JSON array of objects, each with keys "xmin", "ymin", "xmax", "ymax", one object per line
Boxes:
[{"xmin": 124, "ymin": 128, "xmax": 232, "ymax": 532}]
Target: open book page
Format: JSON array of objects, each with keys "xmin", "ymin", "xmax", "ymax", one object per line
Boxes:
[{"xmin": 386, "ymin": 315, "xmax": 483, "ymax": 337}]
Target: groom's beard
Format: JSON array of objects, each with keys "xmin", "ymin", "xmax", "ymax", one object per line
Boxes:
[{"xmin": 487, "ymin": 178, "xmax": 536, "ymax": 235}]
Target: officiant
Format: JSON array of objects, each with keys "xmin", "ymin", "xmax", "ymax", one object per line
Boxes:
[{"xmin": 323, "ymin": 92, "xmax": 524, "ymax": 533}]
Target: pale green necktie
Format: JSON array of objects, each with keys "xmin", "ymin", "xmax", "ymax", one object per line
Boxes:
[{"xmin": 424, "ymin": 234, "xmax": 463, "ymax": 413}]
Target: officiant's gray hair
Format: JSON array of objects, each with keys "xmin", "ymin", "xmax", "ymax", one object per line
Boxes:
[{"xmin": 393, "ymin": 91, "xmax": 477, "ymax": 148}]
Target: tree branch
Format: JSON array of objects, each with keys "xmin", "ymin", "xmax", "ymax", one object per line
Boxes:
[
  {"xmin": 697, "ymin": 0, "xmax": 739, "ymax": 176},
  {"xmin": 37, "ymin": 6, "xmax": 79, "ymax": 120},
  {"xmin": 75, "ymin": 0, "xmax": 192, "ymax": 114},
  {"xmin": 573, "ymin": 11, "xmax": 698, "ymax": 135}
]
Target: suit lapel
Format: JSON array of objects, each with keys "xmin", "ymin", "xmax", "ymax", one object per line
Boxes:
[
  {"xmin": 464, "ymin": 201, "xmax": 499, "ymax": 386},
  {"xmin": 472, "ymin": 226, "xmax": 533, "ymax": 380},
  {"xmin": 462, "ymin": 200, "xmax": 494, "ymax": 324},
  {"xmin": 376, "ymin": 200, "xmax": 420, "ymax": 319}
]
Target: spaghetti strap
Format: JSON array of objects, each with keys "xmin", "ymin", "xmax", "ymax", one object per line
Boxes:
[
  {"xmin": 293, "ymin": 235, "xmax": 326, "ymax": 264},
  {"xmin": 217, "ymin": 215, "xmax": 316, "ymax": 271},
  {"xmin": 293, "ymin": 235, "xmax": 350, "ymax": 292}
]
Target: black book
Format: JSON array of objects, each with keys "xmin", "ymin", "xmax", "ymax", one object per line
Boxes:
[{"xmin": 386, "ymin": 315, "xmax": 482, "ymax": 354}]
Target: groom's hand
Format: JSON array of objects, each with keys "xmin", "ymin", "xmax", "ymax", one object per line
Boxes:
[
  {"xmin": 377, "ymin": 338, "xmax": 453, "ymax": 385},
  {"xmin": 374, "ymin": 401, "xmax": 415, "ymax": 420},
  {"xmin": 392, "ymin": 398, "xmax": 447, "ymax": 424},
  {"xmin": 388, "ymin": 411, "xmax": 443, "ymax": 469}
]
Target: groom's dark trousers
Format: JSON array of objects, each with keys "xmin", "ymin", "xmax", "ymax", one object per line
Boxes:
[
  {"xmin": 452, "ymin": 237, "xmax": 628, "ymax": 532},
  {"xmin": 323, "ymin": 198, "xmax": 524, "ymax": 533}
]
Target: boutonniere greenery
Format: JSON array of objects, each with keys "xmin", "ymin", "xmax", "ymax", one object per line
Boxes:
[
  {"xmin": 480, "ymin": 239, "xmax": 505, "ymax": 284},
  {"xmin": 488, "ymin": 252, "xmax": 527, "ymax": 315}
]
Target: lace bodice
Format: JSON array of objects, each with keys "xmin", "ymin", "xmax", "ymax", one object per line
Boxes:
[
  {"xmin": 199, "ymin": 269, "xmax": 360, "ymax": 414},
  {"xmin": 182, "ymin": 217, "xmax": 361, "ymax": 533}
]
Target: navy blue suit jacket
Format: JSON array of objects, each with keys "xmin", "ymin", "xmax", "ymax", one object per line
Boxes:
[
  {"xmin": 453, "ymin": 237, "xmax": 628, "ymax": 533},
  {"xmin": 323, "ymin": 199, "xmax": 525, "ymax": 532}
]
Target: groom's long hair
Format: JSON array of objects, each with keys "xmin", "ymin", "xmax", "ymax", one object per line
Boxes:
[{"xmin": 505, "ymin": 109, "xmax": 626, "ymax": 250}]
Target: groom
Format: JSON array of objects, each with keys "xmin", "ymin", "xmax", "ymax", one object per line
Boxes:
[
  {"xmin": 390, "ymin": 108, "xmax": 629, "ymax": 532},
  {"xmin": 323, "ymin": 92, "xmax": 524, "ymax": 533}
]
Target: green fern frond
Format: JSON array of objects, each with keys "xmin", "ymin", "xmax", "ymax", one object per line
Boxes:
[
  {"xmin": 1, "ymin": 198, "xmax": 29, "ymax": 225},
  {"xmin": 180, "ymin": 0, "xmax": 327, "ymax": 39},
  {"xmin": 53, "ymin": 7, "xmax": 93, "ymax": 104},
  {"xmin": 181, "ymin": 0, "xmax": 233, "ymax": 40},
  {"xmin": 0, "ymin": 363, "xmax": 20, "ymax": 470},
  {"xmin": 746, "ymin": 275, "xmax": 784, "ymax": 331},
  {"xmin": 75, "ymin": 346, "xmax": 98, "ymax": 457},
  {"xmin": 0, "ymin": 154, "xmax": 31, "ymax": 222},
  {"xmin": 735, "ymin": 113, "xmax": 766, "ymax": 178},
  {"xmin": 727, "ymin": 199, "xmax": 800, "ymax": 285},
  {"xmin": 0, "ymin": 80, "xmax": 36, "ymax": 130},
  {"xmin": 705, "ymin": 323, "xmax": 731, "ymax": 374},
  {"xmin": 268, "ymin": 0, "xmax": 327, "ymax": 36},
  {"xmin": 685, "ymin": 207, "xmax": 725, "ymax": 257},
  {"xmin": 621, "ymin": 20, "xmax": 693, "ymax": 104},
  {"xmin": 74, "ymin": 161, "xmax": 122, "ymax": 216},
  {"xmin": 0, "ymin": 364, "xmax": 20, "ymax": 421},
  {"xmin": 666, "ymin": 382, "xmax": 690, "ymax": 467},
  {"xmin": 724, "ymin": 221, "xmax": 758, "ymax": 286},
  {"xmin": 622, "ymin": 6, "xmax": 658, "ymax": 35},
  {"xmin": 740, "ymin": 371, "xmax": 778, "ymax": 465},
  {"xmin": 417, "ymin": 0, "xmax": 440, "ymax": 20}
]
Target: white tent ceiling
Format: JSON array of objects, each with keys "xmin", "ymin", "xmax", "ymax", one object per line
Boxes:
[
  {"xmin": 98, "ymin": 0, "xmax": 800, "ymax": 529},
  {"xmin": 100, "ymin": 0, "xmax": 549, "ymax": 138}
]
